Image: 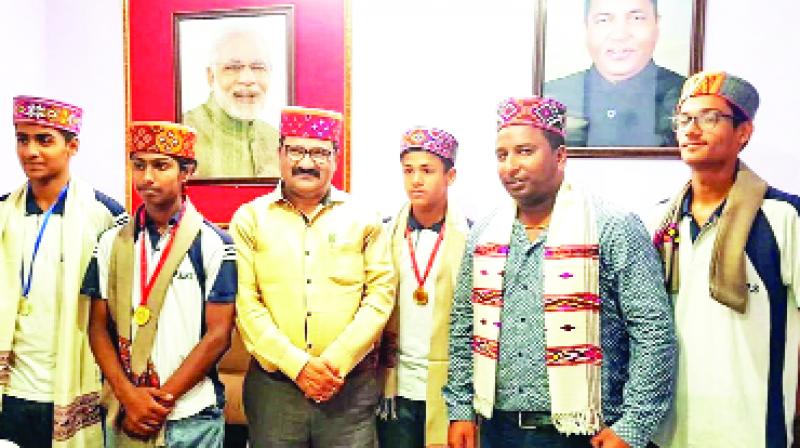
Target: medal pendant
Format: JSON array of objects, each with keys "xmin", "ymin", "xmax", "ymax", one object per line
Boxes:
[
  {"xmin": 19, "ymin": 298, "xmax": 32, "ymax": 316},
  {"xmin": 413, "ymin": 288, "xmax": 428, "ymax": 305},
  {"xmin": 134, "ymin": 306, "xmax": 151, "ymax": 326}
]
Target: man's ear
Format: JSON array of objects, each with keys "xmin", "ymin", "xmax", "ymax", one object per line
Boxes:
[
  {"xmin": 555, "ymin": 144, "xmax": 568, "ymax": 168},
  {"xmin": 446, "ymin": 167, "xmax": 457, "ymax": 187},
  {"xmin": 67, "ymin": 137, "xmax": 79, "ymax": 156},
  {"xmin": 206, "ymin": 66, "xmax": 214, "ymax": 87},
  {"xmin": 736, "ymin": 121, "xmax": 754, "ymax": 152}
]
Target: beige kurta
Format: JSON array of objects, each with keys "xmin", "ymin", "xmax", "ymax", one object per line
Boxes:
[
  {"xmin": 0, "ymin": 178, "xmax": 124, "ymax": 447},
  {"xmin": 379, "ymin": 203, "xmax": 468, "ymax": 447}
]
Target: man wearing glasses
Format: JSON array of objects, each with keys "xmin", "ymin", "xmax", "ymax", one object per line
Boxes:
[
  {"xmin": 229, "ymin": 107, "xmax": 396, "ymax": 447},
  {"xmin": 651, "ymin": 71, "xmax": 800, "ymax": 447}
]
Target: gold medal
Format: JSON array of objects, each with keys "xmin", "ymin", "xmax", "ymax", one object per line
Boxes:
[
  {"xmin": 405, "ymin": 223, "xmax": 446, "ymax": 307},
  {"xmin": 413, "ymin": 287, "xmax": 429, "ymax": 305},
  {"xmin": 133, "ymin": 306, "xmax": 151, "ymax": 326},
  {"xmin": 19, "ymin": 298, "xmax": 32, "ymax": 316}
]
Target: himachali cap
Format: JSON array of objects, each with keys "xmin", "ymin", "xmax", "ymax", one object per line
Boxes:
[
  {"xmin": 128, "ymin": 121, "xmax": 197, "ymax": 160},
  {"xmin": 679, "ymin": 71, "xmax": 760, "ymax": 120},
  {"xmin": 13, "ymin": 96, "xmax": 83, "ymax": 135},
  {"xmin": 497, "ymin": 96, "xmax": 567, "ymax": 137},
  {"xmin": 280, "ymin": 107, "xmax": 343, "ymax": 146},
  {"xmin": 400, "ymin": 127, "xmax": 459, "ymax": 164}
]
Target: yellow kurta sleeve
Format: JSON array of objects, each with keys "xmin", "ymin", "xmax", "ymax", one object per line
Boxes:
[{"xmin": 320, "ymin": 217, "xmax": 397, "ymax": 375}]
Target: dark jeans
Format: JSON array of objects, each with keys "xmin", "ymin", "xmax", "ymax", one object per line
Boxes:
[
  {"xmin": 481, "ymin": 410, "xmax": 660, "ymax": 448},
  {"xmin": 376, "ymin": 396, "xmax": 425, "ymax": 448},
  {"xmin": 243, "ymin": 364, "xmax": 379, "ymax": 448},
  {"xmin": 0, "ymin": 395, "xmax": 54, "ymax": 448},
  {"xmin": 481, "ymin": 410, "xmax": 593, "ymax": 448}
]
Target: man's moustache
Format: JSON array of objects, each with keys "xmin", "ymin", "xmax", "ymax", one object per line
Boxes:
[{"xmin": 292, "ymin": 167, "xmax": 321, "ymax": 178}]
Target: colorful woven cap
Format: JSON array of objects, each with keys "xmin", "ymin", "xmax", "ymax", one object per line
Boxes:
[
  {"xmin": 13, "ymin": 96, "xmax": 83, "ymax": 135},
  {"xmin": 128, "ymin": 121, "xmax": 197, "ymax": 160},
  {"xmin": 400, "ymin": 127, "xmax": 459, "ymax": 163},
  {"xmin": 497, "ymin": 96, "xmax": 567, "ymax": 137},
  {"xmin": 679, "ymin": 71, "xmax": 760, "ymax": 120},
  {"xmin": 281, "ymin": 107, "xmax": 343, "ymax": 146}
]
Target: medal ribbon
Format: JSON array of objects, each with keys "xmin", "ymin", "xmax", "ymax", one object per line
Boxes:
[
  {"xmin": 138, "ymin": 203, "xmax": 185, "ymax": 311},
  {"xmin": 20, "ymin": 184, "xmax": 69, "ymax": 298},
  {"xmin": 405, "ymin": 221, "xmax": 446, "ymax": 293}
]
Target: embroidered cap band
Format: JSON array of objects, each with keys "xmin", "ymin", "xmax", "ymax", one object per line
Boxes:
[
  {"xmin": 400, "ymin": 127, "xmax": 459, "ymax": 163},
  {"xmin": 678, "ymin": 71, "xmax": 760, "ymax": 120},
  {"xmin": 280, "ymin": 107, "xmax": 343, "ymax": 147},
  {"xmin": 13, "ymin": 96, "xmax": 83, "ymax": 135},
  {"xmin": 497, "ymin": 96, "xmax": 567, "ymax": 137},
  {"xmin": 128, "ymin": 121, "xmax": 197, "ymax": 160}
]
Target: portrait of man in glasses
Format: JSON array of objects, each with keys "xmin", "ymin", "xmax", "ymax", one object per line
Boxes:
[{"xmin": 179, "ymin": 20, "xmax": 290, "ymax": 179}]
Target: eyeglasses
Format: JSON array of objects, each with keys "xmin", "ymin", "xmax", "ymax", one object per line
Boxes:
[
  {"xmin": 283, "ymin": 145, "xmax": 334, "ymax": 163},
  {"xmin": 217, "ymin": 62, "xmax": 269, "ymax": 75},
  {"xmin": 671, "ymin": 110, "xmax": 735, "ymax": 132}
]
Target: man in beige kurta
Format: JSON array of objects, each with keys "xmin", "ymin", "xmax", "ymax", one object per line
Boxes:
[
  {"xmin": 378, "ymin": 127, "xmax": 469, "ymax": 447},
  {"xmin": 0, "ymin": 95, "xmax": 126, "ymax": 447}
]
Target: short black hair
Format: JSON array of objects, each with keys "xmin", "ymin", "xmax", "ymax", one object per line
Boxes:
[
  {"xmin": 400, "ymin": 148, "xmax": 454, "ymax": 172},
  {"xmin": 542, "ymin": 129, "xmax": 566, "ymax": 151},
  {"xmin": 176, "ymin": 157, "xmax": 197, "ymax": 173},
  {"xmin": 728, "ymin": 101, "xmax": 750, "ymax": 128},
  {"xmin": 585, "ymin": 0, "xmax": 658, "ymax": 19},
  {"xmin": 58, "ymin": 129, "xmax": 77, "ymax": 143}
]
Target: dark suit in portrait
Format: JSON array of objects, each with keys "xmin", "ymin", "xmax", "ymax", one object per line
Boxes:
[{"xmin": 545, "ymin": 61, "xmax": 685, "ymax": 147}]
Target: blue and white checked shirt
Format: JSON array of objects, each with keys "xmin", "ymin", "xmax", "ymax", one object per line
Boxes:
[{"xmin": 443, "ymin": 198, "xmax": 676, "ymax": 448}]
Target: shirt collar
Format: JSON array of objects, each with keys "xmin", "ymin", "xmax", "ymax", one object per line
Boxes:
[
  {"xmin": 588, "ymin": 60, "xmax": 657, "ymax": 91},
  {"xmin": 263, "ymin": 181, "xmax": 347, "ymax": 207},
  {"xmin": 407, "ymin": 211, "xmax": 445, "ymax": 233},
  {"xmin": 679, "ymin": 188, "xmax": 726, "ymax": 221},
  {"xmin": 133, "ymin": 204, "xmax": 182, "ymax": 241},
  {"xmin": 25, "ymin": 182, "xmax": 67, "ymax": 216}
]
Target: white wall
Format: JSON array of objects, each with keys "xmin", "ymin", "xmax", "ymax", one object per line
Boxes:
[
  {"xmin": 703, "ymin": 1, "xmax": 800, "ymax": 194},
  {"xmin": 351, "ymin": 0, "xmax": 537, "ymax": 218},
  {"xmin": 351, "ymin": 0, "xmax": 800, "ymax": 220},
  {"xmin": 0, "ymin": 1, "xmax": 47, "ymax": 190},
  {"xmin": 0, "ymin": 0, "xmax": 125, "ymax": 203},
  {"xmin": 2, "ymin": 0, "xmax": 797, "ymax": 218}
]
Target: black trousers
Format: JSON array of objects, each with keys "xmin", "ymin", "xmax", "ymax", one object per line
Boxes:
[{"xmin": 0, "ymin": 394, "xmax": 54, "ymax": 448}]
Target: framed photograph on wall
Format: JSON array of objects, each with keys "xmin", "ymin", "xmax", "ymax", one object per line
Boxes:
[
  {"xmin": 124, "ymin": 0, "xmax": 351, "ymax": 224},
  {"xmin": 534, "ymin": 0, "xmax": 706, "ymax": 157},
  {"xmin": 174, "ymin": 6, "xmax": 294, "ymax": 180}
]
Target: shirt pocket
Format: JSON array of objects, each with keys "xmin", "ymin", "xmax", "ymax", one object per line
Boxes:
[{"xmin": 328, "ymin": 240, "xmax": 364, "ymax": 286}]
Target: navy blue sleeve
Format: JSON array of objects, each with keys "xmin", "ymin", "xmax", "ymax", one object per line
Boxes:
[
  {"xmin": 81, "ymin": 255, "xmax": 103, "ymax": 299},
  {"xmin": 208, "ymin": 258, "xmax": 237, "ymax": 303},
  {"xmin": 205, "ymin": 222, "xmax": 238, "ymax": 303},
  {"xmin": 94, "ymin": 190, "xmax": 126, "ymax": 217}
]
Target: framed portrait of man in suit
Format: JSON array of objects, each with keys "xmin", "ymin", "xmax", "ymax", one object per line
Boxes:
[{"xmin": 535, "ymin": 0, "xmax": 706, "ymax": 157}]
